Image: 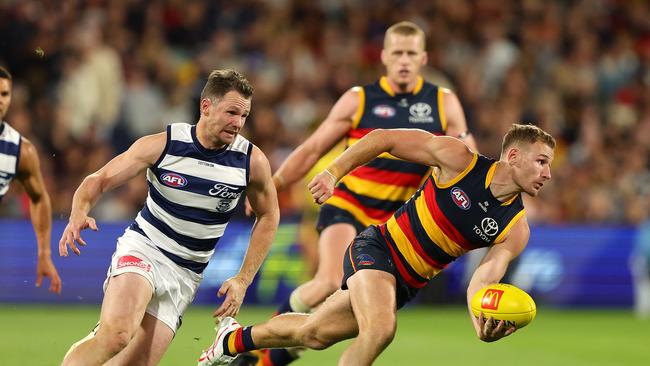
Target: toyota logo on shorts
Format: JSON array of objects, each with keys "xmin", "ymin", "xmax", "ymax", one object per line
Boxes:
[{"xmin": 481, "ymin": 217, "xmax": 499, "ymax": 236}]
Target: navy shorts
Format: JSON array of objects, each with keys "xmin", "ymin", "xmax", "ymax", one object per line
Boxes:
[
  {"xmin": 341, "ymin": 226, "xmax": 420, "ymax": 309},
  {"xmin": 316, "ymin": 204, "xmax": 367, "ymax": 234}
]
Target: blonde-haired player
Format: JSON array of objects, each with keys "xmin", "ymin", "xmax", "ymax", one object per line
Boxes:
[
  {"xmin": 199, "ymin": 124, "xmax": 554, "ymax": 366},
  {"xmin": 241, "ymin": 20, "xmax": 477, "ymax": 366}
]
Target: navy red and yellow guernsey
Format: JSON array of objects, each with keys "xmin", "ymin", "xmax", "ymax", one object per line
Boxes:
[
  {"xmin": 378, "ymin": 154, "xmax": 526, "ymax": 289},
  {"xmin": 326, "ymin": 76, "xmax": 449, "ymax": 227}
]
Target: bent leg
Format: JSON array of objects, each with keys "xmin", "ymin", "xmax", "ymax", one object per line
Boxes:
[
  {"xmin": 293, "ymin": 223, "xmax": 357, "ymax": 309},
  {"xmin": 105, "ymin": 312, "xmax": 174, "ymax": 366},
  {"xmin": 294, "ymin": 223, "xmax": 357, "ymax": 312},
  {"xmin": 249, "ymin": 289, "xmax": 358, "ymax": 350},
  {"xmin": 198, "ymin": 289, "xmax": 359, "ymax": 365},
  {"xmin": 260, "ymin": 223, "xmax": 357, "ymax": 365},
  {"xmin": 338, "ymin": 269, "xmax": 397, "ymax": 366},
  {"xmin": 61, "ymin": 273, "xmax": 153, "ymax": 366}
]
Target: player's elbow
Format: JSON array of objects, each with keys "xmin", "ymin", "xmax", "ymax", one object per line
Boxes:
[
  {"xmin": 82, "ymin": 171, "xmax": 109, "ymax": 194},
  {"xmin": 257, "ymin": 206, "xmax": 280, "ymax": 228},
  {"xmin": 366, "ymin": 129, "xmax": 389, "ymax": 143},
  {"xmin": 25, "ymin": 188, "xmax": 46, "ymax": 205},
  {"xmin": 295, "ymin": 141, "xmax": 325, "ymax": 167},
  {"xmin": 368, "ymin": 129, "xmax": 398, "ymax": 152}
]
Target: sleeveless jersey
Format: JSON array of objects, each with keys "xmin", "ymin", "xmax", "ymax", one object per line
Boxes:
[
  {"xmin": 327, "ymin": 76, "xmax": 449, "ymax": 227},
  {"xmin": 0, "ymin": 121, "xmax": 21, "ymax": 199},
  {"xmin": 379, "ymin": 154, "xmax": 526, "ymax": 288},
  {"xmin": 129, "ymin": 123, "xmax": 253, "ymax": 274}
]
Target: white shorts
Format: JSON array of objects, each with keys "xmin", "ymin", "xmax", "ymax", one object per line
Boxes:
[{"xmin": 103, "ymin": 229, "xmax": 203, "ymax": 333}]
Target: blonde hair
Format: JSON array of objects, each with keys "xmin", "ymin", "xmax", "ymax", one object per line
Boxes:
[
  {"xmin": 501, "ymin": 124, "xmax": 556, "ymax": 155},
  {"xmin": 384, "ymin": 21, "xmax": 426, "ymax": 49}
]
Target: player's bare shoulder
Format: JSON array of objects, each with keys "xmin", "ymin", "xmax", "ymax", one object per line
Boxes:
[
  {"xmin": 247, "ymin": 144, "xmax": 273, "ymax": 187},
  {"xmin": 430, "ymin": 135, "xmax": 475, "ymax": 172},
  {"xmin": 16, "ymin": 136, "xmax": 40, "ymax": 176},
  {"xmin": 128, "ymin": 131, "xmax": 168, "ymax": 166},
  {"xmin": 439, "ymin": 87, "xmax": 462, "ymax": 108},
  {"xmin": 329, "ymin": 86, "xmax": 363, "ymax": 122},
  {"xmin": 496, "ymin": 214, "xmax": 530, "ymax": 248}
]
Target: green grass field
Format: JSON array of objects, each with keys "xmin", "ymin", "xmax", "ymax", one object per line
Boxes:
[{"xmin": 0, "ymin": 304, "xmax": 647, "ymax": 365}]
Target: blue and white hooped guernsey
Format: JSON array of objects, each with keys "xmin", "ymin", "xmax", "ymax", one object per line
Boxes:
[
  {"xmin": 0, "ymin": 121, "xmax": 22, "ymax": 200},
  {"xmin": 129, "ymin": 123, "xmax": 253, "ymax": 274}
]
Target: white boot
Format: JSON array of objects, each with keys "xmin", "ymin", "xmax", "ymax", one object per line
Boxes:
[{"xmin": 197, "ymin": 317, "xmax": 243, "ymax": 366}]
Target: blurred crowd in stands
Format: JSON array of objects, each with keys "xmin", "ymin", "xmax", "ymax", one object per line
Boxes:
[{"xmin": 1, "ymin": 0, "xmax": 649, "ymax": 225}]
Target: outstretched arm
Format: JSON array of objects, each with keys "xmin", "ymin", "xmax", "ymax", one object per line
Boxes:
[
  {"xmin": 466, "ymin": 217, "xmax": 530, "ymax": 342},
  {"xmin": 59, "ymin": 132, "xmax": 166, "ymax": 256},
  {"xmin": 213, "ymin": 145, "xmax": 280, "ymax": 318},
  {"xmin": 244, "ymin": 88, "xmax": 357, "ymax": 216},
  {"xmin": 272, "ymin": 87, "xmax": 359, "ymax": 191},
  {"xmin": 15, "ymin": 138, "xmax": 61, "ymax": 294},
  {"xmin": 309, "ymin": 128, "xmax": 473, "ymax": 204}
]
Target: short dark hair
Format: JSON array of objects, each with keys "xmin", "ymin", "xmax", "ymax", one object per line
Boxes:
[
  {"xmin": 501, "ymin": 123, "xmax": 556, "ymax": 154},
  {"xmin": 200, "ymin": 69, "xmax": 253, "ymax": 101},
  {"xmin": 0, "ymin": 66, "xmax": 12, "ymax": 81}
]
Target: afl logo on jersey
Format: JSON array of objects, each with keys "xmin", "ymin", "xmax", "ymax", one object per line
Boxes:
[
  {"xmin": 450, "ymin": 187, "xmax": 471, "ymax": 210},
  {"xmin": 160, "ymin": 173, "xmax": 188, "ymax": 188},
  {"xmin": 372, "ymin": 105, "xmax": 396, "ymax": 118}
]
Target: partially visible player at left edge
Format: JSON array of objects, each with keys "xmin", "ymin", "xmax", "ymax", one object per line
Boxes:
[{"xmin": 0, "ymin": 66, "xmax": 62, "ymax": 294}]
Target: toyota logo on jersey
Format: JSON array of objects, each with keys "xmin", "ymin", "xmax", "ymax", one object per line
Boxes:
[
  {"xmin": 481, "ymin": 217, "xmax": 499, "ymax": 236},
  {"xmin": 408, "ymin": 103, "xmax": 434, "ymax": 123}
]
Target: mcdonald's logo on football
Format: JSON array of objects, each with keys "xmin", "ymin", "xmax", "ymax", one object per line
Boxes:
[{"xmin": 481, "ymin": 289, "xmax": 504, "ymax": 310}]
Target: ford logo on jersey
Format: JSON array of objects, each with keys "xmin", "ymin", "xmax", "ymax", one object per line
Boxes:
[
  {"xmin": 209, "ymin": 183, "xmax": 242, "ymax": 198},
  {"xmin": 450, "ymin": 187, "xmax": 471, "ymax": 210},
  {"xmin": 160, "ymin": 172, "xmax": 188, "ymax": 188}
]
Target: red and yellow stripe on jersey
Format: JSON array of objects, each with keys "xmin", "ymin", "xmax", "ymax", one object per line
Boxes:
[
  {"xmin": 327, "ymin": 76, "xmax": 448, "ymax": 227},
  {"xmin": 378, "ymin": 154, "xmax": 526, "ymax": 288}
]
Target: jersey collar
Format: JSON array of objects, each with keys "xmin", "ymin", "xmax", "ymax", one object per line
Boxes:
[
  {"xmin": 379, "ymin": 76, "xmax": 424, "ymax": 97},
  {"xmin": 191, "ymin": 125, "xmax": 228, "ymax": 157},
  {"xmin": 485, "ymin": 162, "xmax": 519, "ymax": 206}
]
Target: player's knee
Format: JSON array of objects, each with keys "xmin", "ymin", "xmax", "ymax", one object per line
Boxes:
[
  {"xmin": 312, "ymin": 276, "xmax": 340, "ymax": 297},
  {"xmin": 96, "ymin": 327, "xmax": 132, "ymax": 355},
  {"xmin": 375, "ymin": 325, "xmax": 396, "ymax": 347},
  {"xmin": 325, "ymin": 277, "xmax": 342, "ymax": 294},
  {"xmin": 362, "ymin": 318, "xmax": 396, "ymax": 347},
  {"xmin": 105, "ymin": 332, "xmax": 131, "ymax": 354}
]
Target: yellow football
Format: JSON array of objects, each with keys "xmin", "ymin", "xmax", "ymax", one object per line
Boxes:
[{"xmin": 470, "ymin": 283, "xmax": 536, "ymax": 329}]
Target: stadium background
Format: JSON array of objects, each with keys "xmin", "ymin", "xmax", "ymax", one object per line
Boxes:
[{"xmin": 1, "ymin": 0, "xmax": 649, "ymax": 365}]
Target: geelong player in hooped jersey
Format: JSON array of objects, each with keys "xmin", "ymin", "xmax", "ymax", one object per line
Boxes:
[
  {"xmin": 197, "ymin": 124, "xmax": 554, "ymax": 366},
  {"xmin": 0, "ymin": 66, "xmax": 61, "ymax": 294},
  {"xmin": 59, "ymin": 69, "xmax": 280, "ymax": 366}
]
